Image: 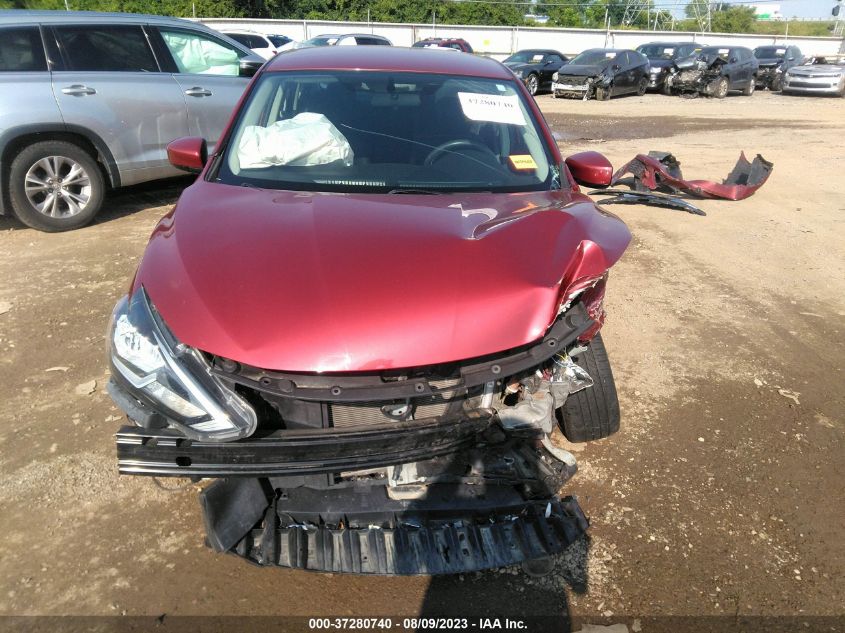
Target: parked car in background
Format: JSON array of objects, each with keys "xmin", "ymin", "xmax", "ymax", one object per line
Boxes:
[
  {"xmin": 552, "ymin": 48, "xmax": 649, "ymax": 100},
  {"xmin": 0, "ymin": 10, "xmax": 263, "ymax": 231},
  {"xmin": 503, "ymin": 49, "xmax": 569, "ymax": 95},
  {"xmin": 220, "ymin": 29, "xmax": 286, "ymax": 60},
  {"xmin": 266, "ymin": 34, "xmax": 294, "ymax": 50},
  {"xmin": 107, "ymin": 45, "xmax": 631, "ymax": 575},
  {"xmin": 412, "ymin": 38, "xmax": 473, "ymax": 53},
  {"xmin": 753, "ymin": 45, "xmax": 802, "ymax": 91},
  {"xmin": 664, "ymin": 46, "xmax": 758, "ymax": 98},
  {"xmin": 635, "ymin": 41, "xmax": 703, "ymax": 91},
  {"xmin": 782, "ymin": 54, "xmax": 845, "ymax": 96},
  {"xmin": 293, "ymin": 33, "xmax": 392, "ymax": 48}
]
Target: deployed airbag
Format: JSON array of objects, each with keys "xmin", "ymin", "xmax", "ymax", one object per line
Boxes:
[{"xmin": 238, "ymin": 113, "xmax": 354, "ymax": 169}]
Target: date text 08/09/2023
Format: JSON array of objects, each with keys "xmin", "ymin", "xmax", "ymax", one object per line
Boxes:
[{"xmin": 308, "ymin": 618, "xmax": 529, "ymax": 630}]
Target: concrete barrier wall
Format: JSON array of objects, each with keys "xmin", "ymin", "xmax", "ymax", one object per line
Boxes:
[{"xmin": 197, "ymin": 18, "xmax": 844, "ymax": 58}]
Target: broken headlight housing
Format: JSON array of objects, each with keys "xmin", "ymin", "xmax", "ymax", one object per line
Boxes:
[{"xmin": 108, "ymin": 289, "xmax": 257, "ymax": 441}]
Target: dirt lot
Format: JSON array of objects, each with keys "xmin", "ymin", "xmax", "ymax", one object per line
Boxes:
[{"xmin": 0, "ymin": 91, "xmax": 843, "ymax": 631}]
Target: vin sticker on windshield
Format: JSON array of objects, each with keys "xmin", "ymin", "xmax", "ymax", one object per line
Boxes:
[{"xmin": 458, "ymin": 92, "xmax": 526, "ymax": 126}]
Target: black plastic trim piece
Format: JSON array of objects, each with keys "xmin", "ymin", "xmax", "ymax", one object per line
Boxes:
[
  {"xmin": 116, "ymin": 412, "xmax": 493, "ymax": 477},
  {"xmin": 217, "ymin": 304, "xmax": 592, "ymax": 403},
  {"xmin": 232, "ymin": 495, "xmax": 589, "ymax": 575}
]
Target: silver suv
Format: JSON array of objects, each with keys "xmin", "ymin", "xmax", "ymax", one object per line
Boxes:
[{"xmin": 0, "ymin": 10, "xmax": 264, "ymax": 231}]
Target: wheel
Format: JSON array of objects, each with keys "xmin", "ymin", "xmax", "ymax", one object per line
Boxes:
[
  {"xmin": 662, "ymin": 80, "xmax": 674, "ymax": 96},
  {"xmin": 525, "ymin": 73, "xmax": 539, "ymax": 96},
  {"xmin": 636, "ymin": 76, "xmax": 648, "ymax": 96},
  {"xmin": 742, "ymin": 77, "xmax": 755, "ymax": 96},
  {"xmin": 595, "ymin": 85, "xmax": 611, "ymax": 101},
  {"xmin": 711, "ymin": 76, "xmax": 729, "ymax": 99},
  {"xmin": 8, "ymin": 140, "xmax": 104, "ymax": 232},
  {"xmin": 557, "ymin": 333, "xmax": 621, "ymax": 442}
]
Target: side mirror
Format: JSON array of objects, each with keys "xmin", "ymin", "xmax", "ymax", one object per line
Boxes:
[
  {"xmin": 565, "ymin": 151, "xmax": 613, "ymax": 188},
  {"xmin": 612, "ymin": 64, "xmax": 621, "ymax": 71},
  {"xmin": 239, "ymin": 54, "xmax": 265, "ymax": 77},
  {"xmin": 167, "ymin": 137, "xmax": 208, "ymax": 173},
  {"xmin": 729, "ymin": 57, "xmax": 738, "ymax": 63},
  {"xmin": 786, "ymin": 56, "xmax": 795, "ymax": 61}
]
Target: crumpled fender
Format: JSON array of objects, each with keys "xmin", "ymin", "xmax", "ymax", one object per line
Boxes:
[{"xmin": 611, "ymin": 151, "xmax": 773, "ymax": 201}]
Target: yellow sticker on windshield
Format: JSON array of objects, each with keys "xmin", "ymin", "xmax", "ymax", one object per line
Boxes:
[{"xmin": 509, "ymin": 154, "xmax": 538, "ymax": 171}]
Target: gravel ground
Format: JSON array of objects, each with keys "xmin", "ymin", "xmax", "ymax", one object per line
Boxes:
[{"xmin": 0, "ymin": 91, "xmax": 842, "ymax": 632}]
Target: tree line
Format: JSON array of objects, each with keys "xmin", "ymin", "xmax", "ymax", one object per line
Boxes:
[{"xmin": 0, "ymin": 0, "xmax": 836, "ymax": 35}]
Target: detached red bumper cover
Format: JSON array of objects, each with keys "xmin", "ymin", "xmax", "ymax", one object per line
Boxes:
[{"xmin": 611, "ymin": 151, "xmax": 773, "ymax": 201}]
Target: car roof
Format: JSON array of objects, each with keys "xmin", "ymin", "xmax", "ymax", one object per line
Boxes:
[
  {"xmin": 0, "ymin": 9, "xmax": 198, "ymax": 27},
  {"xmin": 639, "ymin": 41, "xmax": 695, "ymax": 46},
  {"xmin": 265, "ymin": 46, "xmax": 512, "ymax": 79},
  {"xmin": 512, "ymin": 49, "xmax": 563, "ymax": 55},
  {"xmin": 311, "ymin": 33, "xmax": 389, "ymax": 39}
]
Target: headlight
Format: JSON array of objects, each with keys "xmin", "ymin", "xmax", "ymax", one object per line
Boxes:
[
  {"xmin": 109, "ymin": 289, "xmax": 257, "ymax": 441},
  {"xmin": 552, "ymin": 71, "xmax": 559, "ymax": 81}
]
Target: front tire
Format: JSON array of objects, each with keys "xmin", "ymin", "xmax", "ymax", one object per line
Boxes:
[
  {"xmin": 557, "ymin": 333, "xmax": 621, "ymax": 442},
  {"xmin": 742, "ymin": 77, "xmax": 756, "ymax": 96},
  {"xmin": 8, "ymin": 140, "xmax": 105, "ymax": 232},
  {"xmin": 636, "ymin": 76, "xmax": 648, "ymax": 96},
  {"xmin": 595, "ymin": 85, "xmax": 611, "ymax": 101},
  {"xmin": 711, "ymin": 76, "xmax": 729, "ymax": 99},
  {"xmin": 525, "ymin": 73, "xmax": 539, "ymax": 96}
]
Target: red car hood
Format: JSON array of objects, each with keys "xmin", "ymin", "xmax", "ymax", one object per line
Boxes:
[{"xmin": 134, "ymin": 183, "xmax": 630, "ymax": 372}]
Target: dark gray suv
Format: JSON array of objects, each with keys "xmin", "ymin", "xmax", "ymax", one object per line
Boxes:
[{"xmin": 0, "ymin": 10, "xmax": 264, "ymax": 231}]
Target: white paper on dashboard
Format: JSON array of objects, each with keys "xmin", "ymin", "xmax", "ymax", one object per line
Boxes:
[{"xmin": 457, "ymin": 92, "xmax": 526, "ymax": 126}]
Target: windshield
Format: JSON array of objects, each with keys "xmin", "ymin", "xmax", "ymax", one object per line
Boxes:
[
  {"xmin": 637, "ymin": 45, "xmax": 677, "ymax": 59},
  {"xmin": 755, "ymin": 47, "xmax": 786, "ymax": 59},
  {"xmin": 304, "ymin": 36, "xmax": 337, "ymax": 46},
  {"xmin": 216, "ymin": 71, "xmax": 556, "ymax": 194},
  {"xmin": 505, "ymin": 51, "xmax": 546, "ymax": 64},
  {"xmin": 569, "ymin": 50, "xmax": 616, "ymax": 66},
  {"xmin": 268, "ymin": 35, "xmax": 290, "ymax": 47},
  {"xmin": 811, "ymin": 55, "xmax": 845, "ymax": 66}
]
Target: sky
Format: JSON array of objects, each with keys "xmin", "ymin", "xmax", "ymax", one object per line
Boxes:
[{"xmin": 672, "ymin": 1, "xmax": 839, "ymax": 19}]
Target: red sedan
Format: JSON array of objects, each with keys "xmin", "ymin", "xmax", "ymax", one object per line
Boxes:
[{"xmin": 107, "ymin": 46, "xmax": 631, "ymax": 575}]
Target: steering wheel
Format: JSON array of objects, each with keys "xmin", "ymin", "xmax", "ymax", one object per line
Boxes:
[{"xmin": 424, "ymin": 139, "xmax": 498, "ymax": 166}]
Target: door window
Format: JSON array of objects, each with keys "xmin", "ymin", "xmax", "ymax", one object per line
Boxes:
[
  {"xmin": 354, "ymin": 37, "xmax": 389, "ymax": 46},
  {"xmin": 0, "ymin": 27, "xmax": 47, "ymax": 72},
  {"xmin": 54, "ymin": 25, "xmax": 158, "ymax": 72},
  {"xmin": 160, "ymin": 29, "xmax": 244, "ymax": 76}
]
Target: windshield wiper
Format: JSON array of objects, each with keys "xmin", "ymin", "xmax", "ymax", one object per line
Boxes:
[{"xmin": 387, "ymin": 188, "xmax": 441, "ymax": 195}]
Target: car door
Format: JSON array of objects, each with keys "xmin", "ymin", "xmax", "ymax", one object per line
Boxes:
[
  {"xmin": 48, "ymin": 23, "xmax": 189, "ymax": 185},
  {"xmin": 0, "ymin": 24, "xmax": 59, "ymax": 135},
  {"xmin": 616, "ymin": 52, "xmax": 635, "ymax": 94},
  {"xmin": 731, "ymin": 48, "xmax": 750, "ymax": 88},
  {"xmin": 152, "ymin": 26, "xmax": 252, "ymax": 153},
  {"xmin": 542, "ymin": 54, "xmax": 564, "ymax": 85}
]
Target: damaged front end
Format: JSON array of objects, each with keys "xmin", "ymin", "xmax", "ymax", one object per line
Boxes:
[
  {"xmin": 109, "ymin": 283, "xmax": 614, "ymax": 575},
  {"xmin": 551, "ymin": 71, "xmax": 609, "ymax": 101},
  {"xmin": 756, "ymin": 62, "xmax": 783, "ymax": 90},
  {"xmin": 665, "ymin": 55, "xmax": 727, "ymax": 97}
]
